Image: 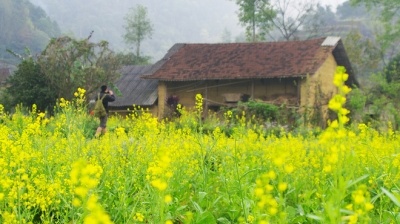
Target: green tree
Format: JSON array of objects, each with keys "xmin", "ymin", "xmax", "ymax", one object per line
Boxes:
[
  {"xmin": 123, "ymin": 5, "xmax": 153, "ymax": 58},
  {"xmin": 234, "ymin": 0, "xmax": 276, "ymax": 41},
  {"xmin": 5, "ymin": 58, "xmax": 57, "ymax": 112},
  {"xmin": 343, "ymin": 30, "xmax": 381, "ymax": 81},
  {"xmin": 384, "ymin": 53, "xmax": 400, "ymax": 83},
  {"xmin": 360, "ymin": 53, "xmax": 400, "ymax": 128},
  {"xmin": 37, "ymin": 35, "xmax": 121, "ymax": 99},
  {"xmin": 351, "ymin": 0, "xmax": 400, "ymax": 50}
]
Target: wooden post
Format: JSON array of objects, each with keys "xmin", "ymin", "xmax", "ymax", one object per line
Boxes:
[
  {"xmin": 297, "ymin": 78, "xmax": 301, "ymax": 106},
  {"xmin": 158, "ymin": 81, "xmax": 167, "ymax": 120},
  {"xmin": 251, "ymin": 80, "xmax": 255, "ymax": 100},
  {"xmin": 205, "ymin": 81, "xmax": 208, "ymax": 117}
]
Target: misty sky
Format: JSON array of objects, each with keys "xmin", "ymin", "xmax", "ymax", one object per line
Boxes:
[
  {"xmin": 28, "ymin": 0, "xmax": 350, "ymax": 61},
  {"xmin": 324, "ymin": 0, "xmax": 347, "ymax": 9}
]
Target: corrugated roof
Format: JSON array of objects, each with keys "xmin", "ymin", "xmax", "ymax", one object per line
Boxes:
[
  {"xmin": 142, "ymin": 37, "xmax": 341, "ymax": 81},
  {"xmin": 109, "ymin": 65, "xmax": 158, "ymax": 107},
  {"xmin": 321, "ymin": 36, "xmax": 341, "ymax": 46}
]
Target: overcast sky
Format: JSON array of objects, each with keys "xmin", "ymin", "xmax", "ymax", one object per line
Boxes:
[
  {"xmin": 28, "ymin": 0, "xmax": 352, "ymax": 60},
  {"xmin": 322, "ymin": 0, "xmax": 347, "ymax": 10}
]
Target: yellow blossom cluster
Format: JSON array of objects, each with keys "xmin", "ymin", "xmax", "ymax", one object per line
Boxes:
[
  {"xmin": 58, "ymin": 97, "xmax": 70, "ymax": 108},
  {"xmin": 195, "ymin": 93, "xmax": 203, "ymax": 115},
  {"xmin": 253, "ymin": 171, "xmax": 285, "ymax": 223},
  {"xmin": 224, "ymin": 110, "xmax": 233, "ymax": 121},
  {"xmin": 133, "ymin": 212, "xmax": 145, "ymax": 222},
  {"xmin": 344, "ymin": 185, "xmax": 374, "ymax": 224},
  {"xmin": 74, "ymin": 87, "xmax": 86, "ymax": 99},
  {"xmin": 0, "ymin": 120, "xmax": 65, "ymax": 223},
  {"xmin": 70, "ymin": 160, "xmax": 112, "ymax": 224},
  {"xmin": 0, "ymin": 104, "xmax": 4, "ymax": 115},
  {"xmin": 147, "ymin": 153, "xmax": 173, "ymax": 191},
  {"xmin": 328, "ymin": 66, "xmax": 352, "ymax": 127},
  {"xmin": 22, "ymin": 105, "xmax": 48, "ymax": 136},
  {"xmin": 73, "ymin": 87, "xmax": 87, "ymax": 108}
]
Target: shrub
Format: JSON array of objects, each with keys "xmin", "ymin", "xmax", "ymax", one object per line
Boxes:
[{"xmin": 236, "ymin": 100, "xmax": 279, "ymax": 121}]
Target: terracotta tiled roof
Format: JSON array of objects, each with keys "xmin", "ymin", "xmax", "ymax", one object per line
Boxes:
[{"xmin": 143, "ymin": 37, "xmax": 339, "ymax": 81}]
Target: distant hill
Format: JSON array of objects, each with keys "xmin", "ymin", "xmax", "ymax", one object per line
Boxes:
[{"xmin": 0, "ymin": 0, "xmax": 61, "ymax": 65}]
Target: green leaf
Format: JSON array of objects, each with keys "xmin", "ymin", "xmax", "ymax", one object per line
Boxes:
[
  {"xmin": 297, "ymin": 204, "xmax": 305, "ymax": 216},
  {"xmin": 306, "ymin": 214, "xmax": 322, "ymax": 221},
  {"xmin": 346, "ymin": 174, "xmax": 369, "ymax": 188},
  {"xmin": 216, "ymin": 217, "xmax": 231, "ymax": 224},
  {"xmin": 196, "ymin": 211, "xmax": 216, "ymax": 224},
  {"xmin": 285, "ymin": 205, "xmax": 298, "ymax": 220},
  {"xmin": 109, "ymin": 82, "xmax": 123, "ymax": 97},
  {"xmin": 198, "ymin": 191, "xmax": 207, "ymax": 201},
  {"xmin": 176, "ymin": 205, "xmax": 188, "ymax": 211},
  {"xmin": 381, "ymin": 187, "xmax": 400, "ymax": 207},
  {"xmin": 192, "ymin": 201, "xmax": 203, "ymax": 214}
]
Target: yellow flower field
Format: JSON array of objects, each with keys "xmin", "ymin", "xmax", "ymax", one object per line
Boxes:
[{"xmin": 1, "ymin": 69, "xmax": 400, "ymax": 223}]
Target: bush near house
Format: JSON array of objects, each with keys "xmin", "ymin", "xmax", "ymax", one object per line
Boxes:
[{"xmin": 237, "ymin": 100, "xmax": 279, "ymax": 121}]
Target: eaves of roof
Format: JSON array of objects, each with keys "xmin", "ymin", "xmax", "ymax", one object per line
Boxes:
[{"xmin": 142, "ymin": 37, "xmax": 338, "ymax": 81}]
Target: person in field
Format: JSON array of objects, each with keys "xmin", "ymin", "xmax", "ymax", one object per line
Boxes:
[{"xmin": 95, "ymin": 85, "xmax": 115, "ymax": 137}]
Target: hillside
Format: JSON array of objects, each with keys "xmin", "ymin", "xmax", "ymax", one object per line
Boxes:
[{"xmin": 0, "ymin": 0, "xmax": 61, "ymax": 65}]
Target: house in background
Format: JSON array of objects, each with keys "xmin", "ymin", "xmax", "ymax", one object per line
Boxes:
[
  {"xmin": 0, "ymin": 68, "xmax": 12, "ymax": 86},
  {"xmin": 108, "ymin": 65, "xmax": 158, "ymax": 116},
  {"xmin": 140, "ymin": 36, "xmax": 357, "ymax": 123}
]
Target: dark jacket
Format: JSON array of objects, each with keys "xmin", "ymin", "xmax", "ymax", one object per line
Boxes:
[{"xmin": 97, "ymin": 91, "xmax": 116, "ymax": 113}]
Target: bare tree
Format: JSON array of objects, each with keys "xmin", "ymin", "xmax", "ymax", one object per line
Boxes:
[
  {"xmin": 269, "ymin": 0, "xmax": 316, "ymax": 41},
  {"xmin": 300, "ymin": 3, "xmax": 342, "ymax": 40}
]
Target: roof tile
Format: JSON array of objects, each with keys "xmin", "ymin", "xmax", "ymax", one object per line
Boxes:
[{"xmin": 144, "ymin": 37, "xmax": 335, "ymax": 81}]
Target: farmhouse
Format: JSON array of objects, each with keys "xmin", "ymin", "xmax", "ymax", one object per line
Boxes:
[{"xmin": 112, "ymin": 36, "xmax": 357, "ymax": 123}]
